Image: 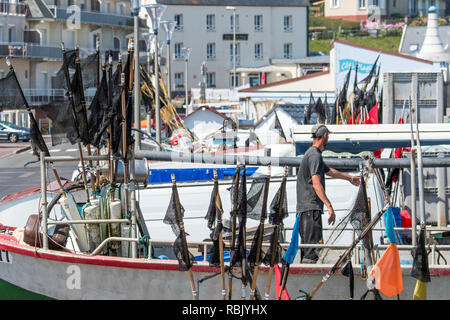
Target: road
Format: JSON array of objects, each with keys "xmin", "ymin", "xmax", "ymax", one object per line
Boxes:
[{"xmin": 0, "ymin": 141, "xmax": 82, "ymax": 199}]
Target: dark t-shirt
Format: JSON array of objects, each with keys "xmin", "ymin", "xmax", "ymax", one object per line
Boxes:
[{"xmin": 296, "ymin": 146, "xmax": 330, "ymax": 213}]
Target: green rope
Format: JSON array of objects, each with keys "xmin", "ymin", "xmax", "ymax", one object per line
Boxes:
[{"xmin": 139, "ymin": 236, "xmax": 150, "ymax": 259}]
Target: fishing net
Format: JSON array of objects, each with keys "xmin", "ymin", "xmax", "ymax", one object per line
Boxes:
[
  {"xmin": 231, "ymin": 166, "xmax": 248, "ymax": 272},
  {"xmin": 89, "ymin": 68, "xmax": 109, "ymax": 148},
  {"xmin": 304, "ymin": 93, "xmax": 315, "ymax": 125},
  {"xmin": 247, "ymin": 223, "xmax": 264, "ymax": 268},
  {"xmin": 204, "ymin": 181, "xmax": 224, "ymax": 267},
  {"xmin": 411, "ymin": 228, "xmax": 431, "ymax": 283},
  {"xmin": 54, "ymin": 49, "xmax": 99, "ymax": 90},
  {"xmin": 246, "ymin": 177, "xmax": 267, "ymax": 221},
  {"xmin": 164, "ymin": 184, "xmax": 194, "ymax": 271},
  {"xmin": 318, "ymin": 174, "xmax": 371, "ymax": 263},
  {"xmin": 341, "ymin": 258, "xmax": 354, "ymax": 299},
  {"xmin": 261, "ymin": 180, "xmax": 289, "ymax": 266},
  {"xmin": 0, "ymin": 70, "xmax": 27, "ymax": 111},
  {"xmin": 42, "ymin": 49, "xmax": 100, "ymax": 146}
]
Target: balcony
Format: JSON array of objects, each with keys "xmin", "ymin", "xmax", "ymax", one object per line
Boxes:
[
  {"xmin": 0, "ymin": 2, "xmax": 26, "ymax": 15},
  {"xmin": 0, "ymin": 42, "xmax": 62, "ymax": 59},
  {"xmin": 53, "ymin": 7, "xmax": 146, "ymax": 29},
  {"xmin": 0, "ymin": 42, "xmax": 127, "ymax": 61}
]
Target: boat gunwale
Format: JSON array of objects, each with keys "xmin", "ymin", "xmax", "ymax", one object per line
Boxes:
[{"xmin": 1, "ymin": 232, "xmax": 450, "ymax": 277}]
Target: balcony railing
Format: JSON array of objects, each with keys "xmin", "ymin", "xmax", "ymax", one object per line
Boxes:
[
  {"xmin": 0, "ymin": 2, "xmax": 27, "ymax": 15},
  {"xmin": 0, "ymin": 42, "xmax": 126, "ymax": 60},
  {"xmin": 54, "ymin": 7, "xmax": 146, "ymax": 28},
  {"xmin": 22, "ymin": 88, "xmax": 96, "ymax": 105}
]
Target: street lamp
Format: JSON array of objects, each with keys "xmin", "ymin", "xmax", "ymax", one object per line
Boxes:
[
  {"xmin": 131, "ymin": 0, "xmax": 141, "ymax": 145},
  {"xmin": 144, "ymin": 3, "xmax": 167, "ymax": 149},
  {"xmin": 142, "ymin": 32, "xmax": 155, "ymax": 136},
  {"xmin": 161, "ymin": 20, "xmax": 176, "ymax": 102},
  {"xmin": 226, "ymin": 6, "xmax": 236, "ymax": 91},
  {"xmin": 181, "ymin": 46, "xmax": 192, "ymax": 115}
]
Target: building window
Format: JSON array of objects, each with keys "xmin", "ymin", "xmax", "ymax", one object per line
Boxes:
[
  {"xmin": 206, "ymin": 14, "xmax": 215, "ymax": 31},
  {"xmin": 393, "ymin": 0, "xmax": 397, "ymax": 7},
  {"xmin": 207, "ymin": 43, "xmax": 215, "ymax": 60},
  {"xmin": 229, "ymin": 74, "xmax": 239, "ymax": 88},
  {"xmin": 206, "ymin": 72, "xmax": 216, "ymax": 88},
  {"xmin": 93, "ymin": 34, "xmax": 100, "ymax": 49},
  {"xmin": 229, "ymin": 43, "xmax": 240, "ymax": 66},
  {"xmin": 174, "ymin": 43, "xmax": 183, "ymax": 60},
  {"xmin": 174, "ymin": 14, "xmax": 183, "ymax": 31},
  {"xmin": 254, "ymin": 15, "xmax": 263, "ymax": 31},
  {"xmin": 283, "ymin": 43, "xmax": 292, "ymax": 59},
  {"xmin": 359, "ymin": 0, "xmax": 366, "ymax": 8},
  {"xmin": 331, "ymin": 0, "xmax": 340, "ymax": 8},
  {"xmin": 230, "ymin": 14, "xmax": 239, "ymax": 32},
  {"xmin": 370, "ymin": 0, "xmax": 379, "ymax": 6},
  {"xmin": 254, "ymin": 43, "xmax": 263, "ymax": 60},
  {"xmin": 174, "ymin": 72, "xmax": 184, "ymax": 88},
  {"xmin": 283, "ymin": 15, "xmax": 292, "ymax": 32}
]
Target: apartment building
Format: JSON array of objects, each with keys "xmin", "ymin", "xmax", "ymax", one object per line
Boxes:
[
  {"xmin": 0, "ymin": 0, "xmax": 145, "ymax": 127},
  {"xmin": 142, "ymin": 0, "xmax": 310, "ymax": 92},
  {"xmin": 325, "ymin": 0, "xmax": 446, "ymax": 22}
]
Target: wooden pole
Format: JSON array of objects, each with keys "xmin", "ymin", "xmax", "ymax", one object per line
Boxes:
[
  {"xmin": 227, "ymin": 164, "xmax": 241, "ymax": 300},
  {"xmin": 213, "ymin": 169, "xmax": 227, "ymax": 300},
  {"xmin": 264, "ymin": 166, "xmax": 288, "ymax": 300},
  {"xmin": 249, "ymin": 166, "xmax": 271, "ymax": 300},
  {"xmin": 308, "ymin": 204, "xmax": 390, "ymax": 299},
  {"xmin": 171, "ymin": 174, "xmax": 197, "ymax": 300}
]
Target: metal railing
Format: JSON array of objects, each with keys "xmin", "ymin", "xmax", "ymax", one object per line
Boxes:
[{"xmin": 54, "ymin": 7, "xmax": 146, "ymax": 28}]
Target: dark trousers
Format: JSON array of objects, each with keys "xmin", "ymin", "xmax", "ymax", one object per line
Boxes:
[{"xmin": 298, "ymin": 210, "xmax": 323, "ymax": 262}]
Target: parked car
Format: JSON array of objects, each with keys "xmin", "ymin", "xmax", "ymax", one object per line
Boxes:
[{"xmin": 0, "ymin": 121, "xmax": 30, "ymax": 142}]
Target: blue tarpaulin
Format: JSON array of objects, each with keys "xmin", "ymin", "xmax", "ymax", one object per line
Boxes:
[{"xmin": 148, "ymin": 167, "xmax": 259, "ymax": 183}]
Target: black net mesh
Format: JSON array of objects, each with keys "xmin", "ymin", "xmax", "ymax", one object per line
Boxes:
[
  {"xmin": 173, "ymin": 233, "xmax": 194, "ymax": 271},
  {"xmin": 262, "ymin": 179, "xmax": 288, "ymax": 266},
  {"xmin": 304, "ymin": 93, "xmax": 315, "ymax": 125},
  {"xmin": 30, "ymin": 114, "xmax": 50, "ymax": 158},
  {"xmin": 0, "ymin": 70, "xmax": 27, "ymax": 111},
  {"xmin": 54, "ymin": 50, "xmax": 99, "ymax": 90},
  {"xmin": 348, "ymin": 176, "xmax": 371, "ymax": 250},
  {"xmin": 246, "ymin": 177, "xmax": 266, "ymax": 221},
  {"xmin": 164, "ymin": 184, "xmax": 194, "ymax": 271},
  {"xmin": 204, "ymin": 181, "xmax": 225, "ymax": 267},
  {"xmin": 411, "ymin": 228, "xmax": 431, "ymax": 283},
  {"xmin": 40, "ymin": 101, "xmax": 78, "ymax": 146},
  {"xmin": 315, "ymin": 98, "xmax": 326, "ymax": 124},
  {"xmin": 71, "ymin": 64, "xmax": 89, "ymax": 145},
  {"xmin": 89, "ymin": 68, "xmax": 109, "ymax": 148},
  {"xmin": 318, "ymin": 174, "xmax": 370, "ymax": 262},
  {"xmin": 261, "ymin": 228, "xmax": 282, "ymax": 266},
  {"xmin": 269, "ymin": 182, "xmax": 289, "ymax": 225},
  {"xmin": 43, "ymin": 49, "xmax": 100, "ymax": 146},
  {"xmin": 163, "ymin": 187, "xmax": 185, "ymax": 237},
  {"xmin": 341, "ymin": 258, "xmax": 354, "ymax": 299},
  {"xmin": 247, "ymin": 223, "xmax": 264, "ymax": 268},
  {"xmin": 231, "ymin": 166, "xmax": 247, "ymax": 271}
]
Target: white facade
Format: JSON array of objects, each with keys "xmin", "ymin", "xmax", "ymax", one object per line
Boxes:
[{"xmin": 141, "ymin": 0, "xmax": 309, "ymax": 92}]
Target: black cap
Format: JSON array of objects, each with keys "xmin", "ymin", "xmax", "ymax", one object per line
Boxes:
[{"xmin": 311, "ymin": 124, "xmax": 331, "ymax": 138}]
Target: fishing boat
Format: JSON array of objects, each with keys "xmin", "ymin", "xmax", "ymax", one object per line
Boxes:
[{"xmin": 1, "ymin": 32, "xmax": 449, "ymax": 301}]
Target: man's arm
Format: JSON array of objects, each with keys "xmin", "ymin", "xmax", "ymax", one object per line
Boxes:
[
  {"xmin": 326, "ymin": 168, "xmax": 361, "ymax": 186},
  {"xmin": 312, "ymin": 175, "xmax": 335, "ymax": 225}
]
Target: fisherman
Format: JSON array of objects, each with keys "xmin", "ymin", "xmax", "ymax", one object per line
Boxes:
[{"xmin": 297, "ymin": 124, "xmax": 361, "ymax": 263}]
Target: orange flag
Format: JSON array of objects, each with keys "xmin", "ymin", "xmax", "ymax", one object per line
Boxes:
[
  {"xmin": 275, "ymin": 264, "xmax": 291, "ymax": 300},
  {"xmin": 369, "ymin": 242, "xmax": 403, "ymax": 298}
]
